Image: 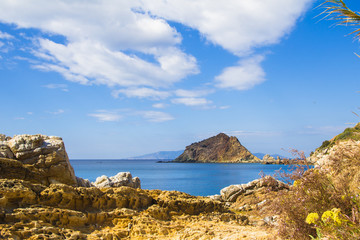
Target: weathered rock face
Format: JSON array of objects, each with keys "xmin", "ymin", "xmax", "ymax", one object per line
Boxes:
[
  {"xmin": 309, "ymin": 123, "xmax": 360, "ymax": 168},
  {"xmin": 0, "ymin": 178, "xmax": 263, "ymax": 240},
  {"xmin": 310, "ymin": 139, "xmax": 360, "ymax": 168},
  {"xmin": 0, "ymin": 134, "xmax": 78, "ymax": 186},
  {"xmin": 174, "ymin": 133, "xmax": 260, "ymax": 163},
  {"xmin": 0, "ymin": 133, "xmax": 277, "ymax": 239},
  {"xmin": 220, "ymin": 176, "xmax": 288, "ymax": 202},
  {"xmin": 93, "ymin": 172, "xmax": 141, "ymax": 189},
  {"xmin": 262, "ymin": 154, "xmax": 275, "ymax": 162}
]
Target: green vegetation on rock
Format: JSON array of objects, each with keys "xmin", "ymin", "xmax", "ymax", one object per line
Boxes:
[{"xmin": 316, "ymin": 123, "xmax": 360, "ymax": 152}]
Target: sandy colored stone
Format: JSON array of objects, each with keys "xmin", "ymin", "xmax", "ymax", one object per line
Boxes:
[
  {"xmin": 0, "ymin": 134, "xmax": 77, "ymax": 186},
  {"xmin": 220, "ymin": 176, "xmax": 288, "ymax": 202}
]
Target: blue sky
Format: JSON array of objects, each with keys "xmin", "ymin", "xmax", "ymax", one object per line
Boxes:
[{"xmin": 1, "ymin": 0, "xmax": 360, "ymax": 158}]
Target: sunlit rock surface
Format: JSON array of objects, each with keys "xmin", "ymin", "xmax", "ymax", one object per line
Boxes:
[{"xmin": 174, "ymin": 133, "xmax": 260, "ymax": 163}]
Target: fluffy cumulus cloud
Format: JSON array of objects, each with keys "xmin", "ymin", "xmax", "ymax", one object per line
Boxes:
[
  {"xmin": 0, "ymin": 0, "xmax": 198, "ymax": 90},
  {"xmin": 215, "ymin": 55, "xmax": 266, "ymax": 90},
  {"xmin": 0, "ymin": 0, "xmax": 311, "ymax": 101},
  {"xmin": 141, "ymin": 0, "xmax": 312, "ymax": 55}
]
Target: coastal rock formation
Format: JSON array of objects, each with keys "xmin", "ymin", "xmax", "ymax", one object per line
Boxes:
[
  {"xmin": 262, "ymin": 154, "xmax": 275, "ymax": 162},
  {"xmin": 0, "ymin": 178, "xmax": 264, "ymax": 239},
  {"xmin": 93, "ymin": 172, "xmax": 141, "ymax": 189},
  {"xmin": 174, "ymin": 133, "xmax": 260, "ymax": 163},
  {"xmin": 0, "ymin": 134, "xmax": 78, "ymax": 186},
  {"xmin": 220, "ymin": 176, "xmax": 288, "ymax": 202},
  {"xmin": 0, "ymin": 133, "xmax": 278, "ymax": 239},
  {"xmin": 309, "ymin": 123, "xmax": 360, "ymax": 168}
]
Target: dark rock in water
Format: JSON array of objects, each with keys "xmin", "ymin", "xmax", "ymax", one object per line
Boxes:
[{"xmin": 174, "ymin": 133, "xmax": 260, "ymax": 163}]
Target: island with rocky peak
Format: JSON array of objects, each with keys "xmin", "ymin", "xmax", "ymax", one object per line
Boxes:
[{"xmin": 174, "ymin": 133, "xmax": 261, "ymax": 163}]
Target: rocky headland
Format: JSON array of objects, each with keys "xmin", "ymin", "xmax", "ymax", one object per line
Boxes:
[
  {"xmin": 0, "ymin": 134, "xmax": 283, "ymax": 239},
  {"xmin": 174, "ymin": 133, "xmax": 261, "ymax": 163},
  {"xmin": 309, "ymin": 122, "xmax": 360, "ymax": 168}
]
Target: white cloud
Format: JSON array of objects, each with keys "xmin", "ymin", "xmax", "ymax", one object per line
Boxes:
[
  {"xmin": 139, "ymin": 111, "xmax": 174, "ymax": 122},
  {"xmin": 49, "ymin": 109, "xmax": 65, "ymax": 115},
  {"xmin": 88, "ymin": 110, "xmax": 122, "ymax": 122},
  {"xmin": 43, "ymin": 83, "xmax": 69, "ymax": 92},
  {"xmin": 215, "ymin": 55, "xmax": 266, "ymax": 90},
  {"xmin": 152, "ymin": 103, "xmax": 168, "ymax": 109},
  {"xmin": 219, "ymin": 106, "xmax": 230, "ymax": 110},
  {"xmin": 0, "ymin": 0, "xmax": 311, "ymax": 95},
  {"xmin": 171, "ymin": 97, "xmax": 212, "ymax": 107},
  {"xmin": 33, "ymin": 39, "xmax": 198, "ymax": 88},
  {"xmin": 88, "ymin": 109, "xmax": 173, "ymax": 122},
  {"xmin": 174, "ymin": 89, "xmax": 213, "ymax": 98},
  {"xmin": 0, "ymin": 1, "xmax": 198, "ymax": 90},
  {"xmin": 141, "ymin": 0, "xmax": 312, "ymax": 55},
  {"xmin": 0, "ymin": 31, "xmax": 13, "ymax": 39},
  {"xmin": 112, "ymin": 87, "xmax": 170, "ymax": 100}
]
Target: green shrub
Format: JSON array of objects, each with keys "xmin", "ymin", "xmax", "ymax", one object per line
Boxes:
[{"xmin": 318, "ymin": 140, "xmax": 331, "ymax": 151}]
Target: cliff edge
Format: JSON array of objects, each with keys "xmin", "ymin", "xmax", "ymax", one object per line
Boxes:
[
  {"xmin": 174, "ymin": 133, "xmax": 260, "ymax": 163},
  {"xmin": 309, "ymin": 123, "xmax": 360, "ymax": 167}
]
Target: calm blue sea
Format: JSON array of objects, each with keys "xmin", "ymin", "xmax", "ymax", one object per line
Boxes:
[{"xmin": 70, "ymin": 160, "xmax": 290, "ymax": 196}]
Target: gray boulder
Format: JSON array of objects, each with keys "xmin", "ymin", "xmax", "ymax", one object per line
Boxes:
[{"xmin": 220, "ymin": 176, "xmax": 288, "ymax": 202}]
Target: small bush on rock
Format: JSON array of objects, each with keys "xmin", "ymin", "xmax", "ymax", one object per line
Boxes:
[{"xmin": 271, "ymin": 146, "xmax": 360, "ymax": 239}]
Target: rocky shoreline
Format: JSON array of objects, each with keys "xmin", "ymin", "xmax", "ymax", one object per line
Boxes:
[{"xmin": 0, "ymin": 134, "xmax": 286, "ymax": 239}]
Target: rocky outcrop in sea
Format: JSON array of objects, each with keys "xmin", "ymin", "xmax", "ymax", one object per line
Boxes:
[{"xmin": 174, "ymin": 133, "xmax": 260, "ymax": 163}]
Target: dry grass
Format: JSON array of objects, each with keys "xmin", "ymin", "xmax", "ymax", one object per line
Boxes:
[
  {"xmin": 270, "ymin": 145, "xmax": 360, "ymax": 239},
  {"xmin": 319, "ymin": 0, "xmax": 360, "ymax": 40}
]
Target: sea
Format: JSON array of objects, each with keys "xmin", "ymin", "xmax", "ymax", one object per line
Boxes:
[{"xmin": 70, "ymin": 159, "xmax": 291, "ymax": 196}]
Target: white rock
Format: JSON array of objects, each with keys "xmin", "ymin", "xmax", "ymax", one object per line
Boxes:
[{"xmin": 93, "ymin": 172, "xmax": 141, "ymax": 189}]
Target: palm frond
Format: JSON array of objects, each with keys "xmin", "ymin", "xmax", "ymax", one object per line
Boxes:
[{"xmin": 319, "ymin": 0, "xmax": 360, "ymax": 40}]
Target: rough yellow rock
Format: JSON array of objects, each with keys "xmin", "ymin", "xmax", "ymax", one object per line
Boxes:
[{"xmin": 0, "ymin": 178, "xmax": 276, "ymax": 239}]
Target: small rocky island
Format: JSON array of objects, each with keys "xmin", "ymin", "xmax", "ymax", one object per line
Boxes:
[{"xmin": 174, "ymin": 133, "xmax": 260, "ymax": 163}]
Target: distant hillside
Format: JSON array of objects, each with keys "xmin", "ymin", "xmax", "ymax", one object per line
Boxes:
[
  {"xmin": 129, "ymin": 150, "xmax": 183, "ymax": 160},
  {"xmin": 253, "ymin": 153, "xmax": 286, "ymax": 159}
]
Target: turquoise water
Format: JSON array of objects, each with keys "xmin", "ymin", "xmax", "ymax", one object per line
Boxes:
[{"xmin": 71, "ymin": 160, "xmax": 290, "ymax": 196}]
